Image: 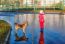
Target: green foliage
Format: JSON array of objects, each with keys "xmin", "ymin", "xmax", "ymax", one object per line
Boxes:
[
  {"xmin": 0, "ymin": 0, "xmax": 65, "ymax": 10},
  {"xmin": 54, "ymin": 1, "xmax": 63, "ymax": 10},
  {"xmin": 0, "ymin": 20, "xmax": 11, "ymax": 42},
  {"xmin": 64, "ymin": 6, "xmax": 65, "ymax": 10}
]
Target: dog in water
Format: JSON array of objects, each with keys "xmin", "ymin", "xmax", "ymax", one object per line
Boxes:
[{"xmin": 15, "ymin": 22, "xmax": 28, "ymax": 41}]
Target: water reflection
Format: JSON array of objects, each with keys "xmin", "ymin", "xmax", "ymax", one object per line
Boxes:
[
  {"xmin": 10, "ymin": 13, "xmax": 65, "ymax": 44},
  {"xmin": 33, "ymin": 13, "xmax": 65, "ymax": 44},
  {"xmin": 44, "ymin": 14, "xmax": 65, "ymax": 44},
  {"xmin": 45, "ymin": 14, "xmax": 65, "ymax": 34},
  {"xmin": 18, "ymin": 13, "xmax": 65, "ymax": 36}
]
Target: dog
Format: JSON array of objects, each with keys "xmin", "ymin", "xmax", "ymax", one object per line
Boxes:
[
  {"xmin": 15, "ymin": 22, "xmax": 28, "ymax": 33},
  {"xmin": 15, "ymin": 22, "xmax": 28, "ymax": 41}
]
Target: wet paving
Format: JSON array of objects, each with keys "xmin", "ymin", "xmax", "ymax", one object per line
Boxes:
[
  {"xmin": 32, "ymin": 14, "xmax": 65, "ymax": 44},
  {"xmin": 0, "ymin": 13, "xmax": 65, "ymax": 44},
  {"xmin": 44, "ymin": 14, "xmax": 65, "ymax": 44}
]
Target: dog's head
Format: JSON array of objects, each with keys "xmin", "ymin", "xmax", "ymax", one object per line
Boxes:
[{"xmin": 15, "ymin": 23, "xmax": 20, "ymax": 30}]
